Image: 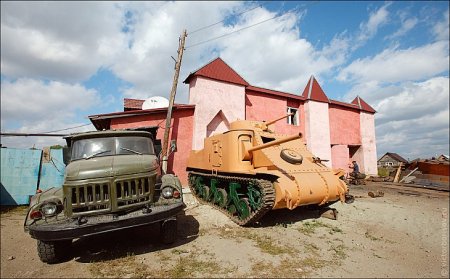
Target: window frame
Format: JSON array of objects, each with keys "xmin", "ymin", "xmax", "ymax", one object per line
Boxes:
[{"xmin": 286, "ymin": 107, "xmax": 299, "ymax": 126}]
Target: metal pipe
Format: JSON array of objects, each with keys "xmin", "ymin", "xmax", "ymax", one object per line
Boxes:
[
  {"xmin": 264, "ymin": 113, "xmax": 294, "ymax": 127},
  {"xmin": 247, "ymin": 133, "xmax": 302, "ymax": 153}
]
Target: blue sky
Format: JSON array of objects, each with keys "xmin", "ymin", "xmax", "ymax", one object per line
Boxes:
[{"xmin": 1, "ymin": 1, "xmax": 449, "ymax": 160}]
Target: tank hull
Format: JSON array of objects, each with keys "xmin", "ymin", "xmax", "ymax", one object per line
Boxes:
[{"xmin": 186, "ymin": 118, "xmax": 350, "ymax": 225}]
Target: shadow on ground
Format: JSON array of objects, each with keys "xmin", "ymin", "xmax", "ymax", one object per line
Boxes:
[
  {"xmin": 254, "ymin": 205, "xmax": 338, "ymax": 227},
  {"xmin": 69, "ymin": 212, "xmax": 199, "ymax": 263}
]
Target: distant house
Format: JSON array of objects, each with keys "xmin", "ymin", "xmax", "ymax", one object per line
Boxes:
[{"xmin": 377, "ymin": 152, "xmax": 408, "ymax": 168}]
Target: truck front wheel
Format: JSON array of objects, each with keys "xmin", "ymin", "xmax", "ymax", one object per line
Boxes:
[
  {"xmin": 160, "ymin": 218, "xmax": 177, "ymax": 244},
  {"xmin": 37, "ymin": 240, "xmax": 71, "ymax": 264}
]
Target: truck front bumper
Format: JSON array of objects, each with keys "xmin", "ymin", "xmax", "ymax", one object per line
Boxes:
[{"xmin": 27, "ymin": 202, "xmax": 186, "ymax": 241}]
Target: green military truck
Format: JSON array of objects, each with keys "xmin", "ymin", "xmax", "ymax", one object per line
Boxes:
[{"xmin": 24, "ymin": 129, "xmax": 186, "ymax": 263}]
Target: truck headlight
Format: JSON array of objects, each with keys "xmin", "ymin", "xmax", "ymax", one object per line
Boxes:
[
  {"xmin": 162, "ymin": 187, "xmax": 174, "ymax": 199},
  {"xmin": 40, "ymin": 202, "xmax": 58, "ymax": 217}
]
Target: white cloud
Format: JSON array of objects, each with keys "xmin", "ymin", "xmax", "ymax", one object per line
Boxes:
[
  {"xmin": 346, "ymin": 77, "xmax": 449, "ymax": 159},
  {"xmin": 338, "ymin": 41, "xmax": 449, "ymax": 83},
  {"xmin": 356, "ymin": 2, "xmax": 391, "ymax": 46},
  {"xmin": 1, "ymin": 78, "xmax": 100, "ymax": 131},
  {"xmin": 205, "ymin": 7, "xmax": 348, "ymax": 93},
  {"xmin": 375, "ymin": 77, "xmax": 449, "ymax": 124},
  {"xmin": 385, "ymin": 17, "xmax": 418, "ymax": 40},
  {"xmin": 0, "ymin": 122, "xmax": 95, "ymax": 149},
  {"xmin": 109, "ymin": 1, "xmax": 244, "ymax": 101},
  {"xmin": 432, "ymin": 9, "xmax": 449, "ymax": 41},
  {"xmin": 0, "ymin": 1, "xmax": 127, "ymax": 82}
]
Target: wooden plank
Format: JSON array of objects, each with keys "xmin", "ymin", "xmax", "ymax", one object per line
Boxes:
[{"xmin": 393, "ymin": 163, "xmax": 403, "ymax": 183}]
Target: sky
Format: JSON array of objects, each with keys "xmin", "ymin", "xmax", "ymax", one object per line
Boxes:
[{"xmin": 1, "ymin": 1, "xmax": 449, "ymax": 160}]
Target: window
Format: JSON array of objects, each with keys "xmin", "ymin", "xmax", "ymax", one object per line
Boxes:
[
  {"xmin": 71, "ymin": 136, "xmax": 154, "ymax": 161},
  {"xmin": 287, "ymin": 107, "xmax": 299, "ymax": 126},
  {"xmin": 384, "ymin": 162, "xmax": 393, "ymax": 166}
]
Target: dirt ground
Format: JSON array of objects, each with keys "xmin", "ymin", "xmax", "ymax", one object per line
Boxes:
[{"xmin": 1, "ymin": 181, "xmax": 449, "ymax": 278}]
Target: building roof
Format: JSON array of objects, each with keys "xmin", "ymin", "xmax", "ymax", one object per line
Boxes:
[
  {"xmin": 351, "ymin": 96, "xmax": 376, "ymax": 113},
  {"xmin": 246, "ymin": 85, "xmax": 305, "ymax": 101},
  {"xmin": 124, "ymin": 98, "xmax": 144, "ymax": 111},
  {"xmin": 183, "ymin": 57, "xmax": 249, "ymax": 86},
  {"xmin": 88, "ymin": 104, "xmax": 195, "ymax": 131},
  {"xmin": 379, "ymin": 152, "xmax": 409, "ymax": 163},
  {"xmin": 301, "ymin": 75, "xmax": 329, "ymax": 103},
  {"xmin": 182, "ymin": 58, "xmax": 376, "ymax": 114},
  {"xmin": 329, "ymin": 99, "xmax": 360, "ymax": 111}
]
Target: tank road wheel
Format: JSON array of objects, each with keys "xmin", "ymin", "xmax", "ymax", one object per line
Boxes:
[
  {"xmin": 214, "ymin": 188, "xmax": 228, "ymax": 208},
  {"xmin": 193, "ymin": 176, "xmax": 204, "ymax": 195},
  {"xmin": 37, "ymin": 240, "xmax": 71, "ymax": 264},
  {"xmin": 280, "ymin": 149, "xmax": 303, "ymax": 164},
  {"xmin": 202, "ymin": 186, "xmax": 211, "ymax": 201},
  {"xmin": 237, "ymin": 198, "xmax": 251, "ymax": 220},
  {"xmin": 248, "ymin": 183, "xmax": 263, "ymax": 210}
]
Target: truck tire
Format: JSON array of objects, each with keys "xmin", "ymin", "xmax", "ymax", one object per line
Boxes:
[
  {"xmin": 37, "ymin": 240, "xmax": 71, "ymax": 264},
  {"xmin": 160, "ymin": 218, "xmax": 177, "ymax": 244}
]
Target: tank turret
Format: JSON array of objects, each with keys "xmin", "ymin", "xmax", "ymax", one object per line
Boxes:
[{"xmin": 187, "ymin": 114, "xmax": 352, "ymax": 225}]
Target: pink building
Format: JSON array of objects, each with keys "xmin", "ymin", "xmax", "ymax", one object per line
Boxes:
[{"xmin": 89, "ymin": 58, "xmax": 377, "ymax": 185}]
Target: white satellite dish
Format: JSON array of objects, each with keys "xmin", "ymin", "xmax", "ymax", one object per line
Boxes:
[{"xmin": 142, "ymin": 96, "xmax": 169, "ymax": 110}]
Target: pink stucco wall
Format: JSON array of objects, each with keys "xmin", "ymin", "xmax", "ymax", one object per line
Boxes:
[
  {"xmin": 331, "ymin": 145, "xmax": 351, "ymax": 172},
  {"xmin": 245, "ymin": 91, "xmax": 305, "ymax": 136},
  {"xmin": 189, "ymin": 77, "xmax": 246, "ymax": 150},
  {"xmin": 359, "ymin": 112, "xmax": 378, "ymax": 175},
  {"xmin": 329, "ymin": 105, "xmax": 361, "ymax": 145},
  {"xmin": 110, "ymin": 109, "xmax": 194, "ymax": 185},
  {"xmin": 304, "ymin": 101, "xmax": 332, "ymax": 167}
]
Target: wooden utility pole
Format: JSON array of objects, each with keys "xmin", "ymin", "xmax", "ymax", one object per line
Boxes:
[{"xmin": 161, "ymin": 29, "xmax": 187, "ymax": 174}]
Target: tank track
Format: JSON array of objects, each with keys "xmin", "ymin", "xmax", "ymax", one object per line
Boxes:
[{"xmin": 188, "ymin": 171, "xmax": 275, "ymax": 226}]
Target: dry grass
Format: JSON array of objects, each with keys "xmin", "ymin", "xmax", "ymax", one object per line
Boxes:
[
  {"xmin": 89, "ymin": 253, "xmax": 149, "ymax": 278},
  {"xmin": 328, "ymin": 244, "xmax": 347, "ymax": 260},
  {"xmin": 89, "ymin": 248, "xmax": 229, "ymax": 278},
  {"xmin": 364, "ymin": 230, "xmax": 381, "ymax": 241},
  {"xmin": 217, "ymin": 227, "xmax": 294, "ymax": 256},
  {"xmin": 297, "ymin": 220, "xmax": 344, "ymax": 236},
  {"xmin": 249, "ymin": 255, "xmax": 330, "ymax": 278}
]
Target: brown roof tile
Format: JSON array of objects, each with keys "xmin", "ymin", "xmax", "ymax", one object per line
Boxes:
[{"xmin": 183, "ymin": 57, "xmax": 249, "ymax": 86}]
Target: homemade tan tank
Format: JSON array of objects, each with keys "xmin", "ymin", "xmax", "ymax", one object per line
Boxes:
[{"xmin": 187, "ymin": 114, "xmax": 352, "ymax": 225}]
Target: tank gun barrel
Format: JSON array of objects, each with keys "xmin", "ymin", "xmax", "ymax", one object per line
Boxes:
[
  {"xmin": 265, "ymin": 113, "xmax": 294, "ymax": 126},
  {"xmin": 247, "ymin": 133, "xmax": 302, "ymax": 153},
  {"xmin": 261, "ymin": 113, "xmax": 294, "ymax": 131}
]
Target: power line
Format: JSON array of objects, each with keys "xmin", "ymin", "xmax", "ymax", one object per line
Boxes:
[
  {"xmin": 0, "ymin": 123, "xmax": 93, "ymax": 137},
  {"xmin": 188, "ymin": 4, "xmax": 262, "ymax": 35},
  {"xmin": 185, "ymin": 7, "xmax": 301, "ymax": 49},
  {"xmin": 42, "ymin": 123, "xmax": 92, "ymax": 133},
  {"xmin": 0, "ymin": 133, "xmax": 68, "ymax": 137}
]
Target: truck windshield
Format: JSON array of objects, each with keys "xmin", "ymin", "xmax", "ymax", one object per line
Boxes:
[{"xmin": 71, "ymin": 136, "xmax": 154, "ymax": 161}]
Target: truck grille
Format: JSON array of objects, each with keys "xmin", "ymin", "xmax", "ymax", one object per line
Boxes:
[
  {"xmin": 66, "ymin": 176, "xmax": 155, "ymax": 216},
  {"xmin": 70, "ymin": 183, "xmax": 111, "ymax": 214},
  {"xmin": 115, "ymin": 177, "xmax": 153, "ymax": 210}
]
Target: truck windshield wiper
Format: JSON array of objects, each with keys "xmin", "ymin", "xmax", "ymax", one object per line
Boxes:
[
  {"xmin": 85, "ymin": 150, "xmax": 111, "ymax": 160},
  {"xmin": 120, "ymin": 147, "xmax": 143, "ymax": 155}
]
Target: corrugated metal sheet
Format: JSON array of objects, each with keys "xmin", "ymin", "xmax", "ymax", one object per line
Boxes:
[
  {"xmin": 0, "ymin": 148, "xmax": 42, "ymax": 205},
  {"xmin": 39, "ymin": 149, "xmax": 65, "ymax": 190}
]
